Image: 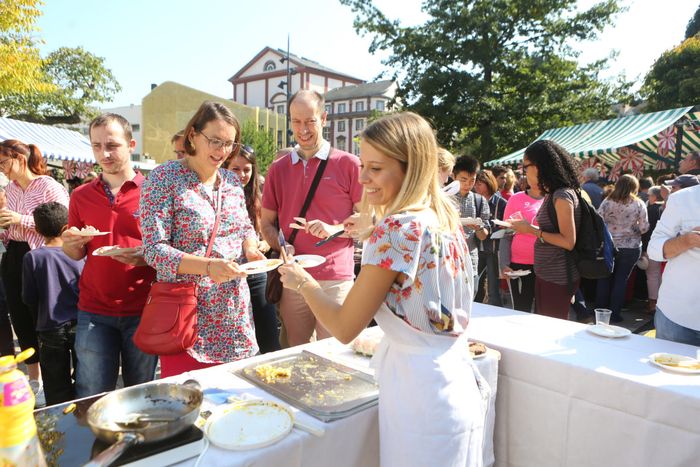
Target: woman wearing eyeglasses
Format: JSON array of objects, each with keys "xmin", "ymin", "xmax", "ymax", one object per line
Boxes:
[
  {"xmin": 0, "ymin": 140, "xmax": 69, "ymax": 386},
  {"xmin": 140, "ymin": 101, "xmax": 266, "ymax": 377},
  {"xmin": 226, "ymin": 145, "xmax": 280, "ymax": 353},
  {"xmin": 509, "ymin": 140, "xmax": 582, "ymax": 320}
]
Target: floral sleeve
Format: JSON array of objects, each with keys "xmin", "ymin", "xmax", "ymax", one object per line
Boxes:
[
  {"xmin": 362, "ymin": 214, "xmax": 422, "ymax": 281},
  {"xmin": 140, "ymin": 166, "xmax": 185, "ymax": 281}
]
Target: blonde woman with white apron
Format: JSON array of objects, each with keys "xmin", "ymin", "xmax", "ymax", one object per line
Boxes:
[{"xmin": 279, "ymin": 112, "xmax": 489, "ymax": 467}]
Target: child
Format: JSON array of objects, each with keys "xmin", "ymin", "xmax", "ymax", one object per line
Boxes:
[{"xmin": 22, "ymin": 202, "xmax": 84, "ymax": 405}]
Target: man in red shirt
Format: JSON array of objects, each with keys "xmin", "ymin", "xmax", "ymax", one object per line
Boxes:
[
  {"xmin": 261, "ymin": 90, "xmax": 362, "ymax": 346},
  {"xmin": 62, "ymin": 113, "xmax": 157, "ymax": 397}
]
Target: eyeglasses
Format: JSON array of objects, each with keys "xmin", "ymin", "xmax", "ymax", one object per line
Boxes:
[
  {"xmin": 0, "ymin": 158, "xmax": 14, "ymax": 170},
  {"xmin": 198, "ymin": 132, "xmax": 238, "ymax": 152},
  {"xmin": 522, "ymin": 163, "xmax": 534, "ymax": 171}
]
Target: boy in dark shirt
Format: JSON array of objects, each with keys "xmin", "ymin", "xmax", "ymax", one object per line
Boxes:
[{"xmin": 22, "ymin": 202, "xmax": 84, "ymax": 405}]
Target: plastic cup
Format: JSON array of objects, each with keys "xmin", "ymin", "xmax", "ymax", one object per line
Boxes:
[{"xmin": 594, "ymin": 308, "xmax": 612, "ymax": 326}]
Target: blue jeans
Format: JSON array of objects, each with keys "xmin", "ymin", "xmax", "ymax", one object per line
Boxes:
[
  {"xmin": 655, "ymin": 307, "xmax": 700, "ymax": 347},
  {"xmin": 595, "ymin": 247, "xmax": 640, "ymax": 317},
  {"xmin": 75, "ymin": 311, "xmax": 157, "ymax": 398},
  {"xmin": 247, "ymin": 272, "xmax": 280, "ymax": 354}
]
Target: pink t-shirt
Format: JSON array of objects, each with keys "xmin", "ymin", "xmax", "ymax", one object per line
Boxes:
[
  {"xmin": 503, "ymin": 191, "xmax": 544, "ymax": 265},
  {"xmin": 262, "ymin": 148, "xmax": 362, "ymax": 280}
]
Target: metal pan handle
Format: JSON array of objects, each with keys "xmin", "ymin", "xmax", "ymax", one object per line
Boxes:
[{"xmin": 83, "ymin": 432, "xmax": 142, "ymax": 467}]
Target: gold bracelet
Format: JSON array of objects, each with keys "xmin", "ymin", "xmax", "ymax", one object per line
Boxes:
[{"xmin": 296, "ymin": 277, "xmax": 309, "ymax": 292}]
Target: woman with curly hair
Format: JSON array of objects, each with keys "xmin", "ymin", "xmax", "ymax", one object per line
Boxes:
[{"xmin": 509, "ymin": 140, "xmax": 582, "ymax": 319}]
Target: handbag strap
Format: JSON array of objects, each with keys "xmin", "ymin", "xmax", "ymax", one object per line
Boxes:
[
  {"xmin": 288, "ymin": 154, "xmax": 330, "ymax": 245},
  {"xmin": 204, "ymin": 175, "xmax": 224, "ymax": 258}
]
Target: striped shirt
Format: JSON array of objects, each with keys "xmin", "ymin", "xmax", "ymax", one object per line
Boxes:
[{"xmin": 1, "ymin": 176, "xmax": 69, "ymax": 250}]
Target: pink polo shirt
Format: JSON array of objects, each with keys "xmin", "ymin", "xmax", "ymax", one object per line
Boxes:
[{"xmin": 262, "ymin": 144, "xmax": 362, "ymax": 281}]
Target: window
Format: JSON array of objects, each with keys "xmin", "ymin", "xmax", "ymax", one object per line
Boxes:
[
  {"xmin": 336, "ymin": 136, "xmax": 346, "ymax": 151},
  {"xmin": 276, "ymin": 104, "xmax": 285, "ymax": 114},
  {"xmin": 325, "ymin": 104, "xmax": 332, "ymax": 114},
  {"xmin": 264, "ymin": 60, "xmax": 276, "ymax": 71},
  {"xmin": 337, "ymin": 103, "xmax": 346, "ymax": 113},
  {"xmin": 322, "ymin": 127, "xmax": 330, "ymax": 140},
  {"xmin": 355, "ymin": 101, "xmax": 364, "ymax": 112},
  {"xmin": 355, "ymin": 119, "xmax": 364, "ymax": 131},
  {"xmin": 337, "ymin": 120, "xmax": 346, "ymax": 132},
  {"xmin": 131, "ymin": 123, "xmax": 140, "ymax": 132},
  {"xmin": 277, "ymin": 130, "xmax": 283, "ymax": 146},
  {"xmin": 375, "ymin": 100, "xmax": 385, "ymax": 111}
]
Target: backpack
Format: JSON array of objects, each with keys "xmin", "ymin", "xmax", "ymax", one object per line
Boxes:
[{"xmin": 546, "ymin": 190, "xmax": 616, "ymax": 281}]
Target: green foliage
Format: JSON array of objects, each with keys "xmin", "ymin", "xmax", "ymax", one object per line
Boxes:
[
  {"xmin": 240, "ymin": 121, "xmax": 277, "ymax": 175},
  {"xmin": 0, "ymin": 46, "xmax": 121, "ymax": 124},
  {"xmin": 340, "ymin": 0, "xmax": 631, "ymax": 161},
  {"xmin": 0, "ymin": 0, "xmax": 53, "ymax": 96},
  {"xmin": 642, "ymin": 35, "xmax": 700, "ymax": 111},
  {"xmin": 686, "ymin": 5, "xmax": 700, "ymax": 39}
]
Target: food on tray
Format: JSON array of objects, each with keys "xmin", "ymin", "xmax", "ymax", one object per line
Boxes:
[
  {"xmin": 255, "ymin": 364, "xmax": 291, "ymax": 383},
  {"xmin": 469, "ymin": 341, "xmax": 487, "ymax": 357}
]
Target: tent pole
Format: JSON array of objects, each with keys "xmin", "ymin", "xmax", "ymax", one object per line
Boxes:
[{"xmin": 674, "ymin": 121, "xmax": 684, "ymax": 171}]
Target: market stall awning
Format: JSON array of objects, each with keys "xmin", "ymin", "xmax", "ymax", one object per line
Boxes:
[
  {"xmin": 0, "ymin": 117, "xmax": 95, "ymax": 163},
  {"xmin": 486, "ymin": 106, "xmax": 700, "ymax": 173}
]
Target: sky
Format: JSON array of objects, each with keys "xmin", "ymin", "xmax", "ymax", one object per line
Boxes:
[{"xmin": 34, "ymin": 0, "xmax": 698, "ymax": 108}]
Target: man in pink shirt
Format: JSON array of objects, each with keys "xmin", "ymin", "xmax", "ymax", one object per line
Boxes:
[{"xmin": 261, "ymin": 90, "xmax": 362, "ymax": 346}]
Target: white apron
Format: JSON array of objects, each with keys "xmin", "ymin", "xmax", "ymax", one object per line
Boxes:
[{"xmin": 371, "ymin": 305, "xmax": 490, "ymax": 467}]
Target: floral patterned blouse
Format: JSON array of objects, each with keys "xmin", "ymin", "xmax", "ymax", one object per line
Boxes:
[
  {"xmin": 362, "ymin": 211, "xmax": 473, "ymax": 336},
  {"xmin": 598, "ymin": 197, "xmax": 649, "ymax": 249},
  {"xmin": 140, "ymin": 160, "xmax": 258, "ymax": 363}
]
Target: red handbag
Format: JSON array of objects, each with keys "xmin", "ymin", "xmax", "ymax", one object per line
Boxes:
[{"xmin": 134, "ymin": 182, "xmax": 223, "ymax": 355}]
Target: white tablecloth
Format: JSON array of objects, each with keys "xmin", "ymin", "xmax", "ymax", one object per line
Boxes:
[
  {"xmin": 172, "ymin": 336, "xmax": 500, "ymax": 467},
  {"xmin": 469, "ymin": 304, "xmax": 700, "ymax": 467}
]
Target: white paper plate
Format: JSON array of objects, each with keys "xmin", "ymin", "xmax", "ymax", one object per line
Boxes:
[
  {"xmin": 460, "ymin": 217, "xmax": 484, "ymax": 227},
  {"xmin": 205, "ymin": 400, "xmax": 293, "ymax": 450},
  {"xmin": 586, "ymin": 324, "xmax": 631, "ymax": 338},
  {"xmin": 92, "ymin": 245, "xmax": 141, "ymax": 257},
  {"xmin": 648, "ymin": 353, "xmax": 700, "ymax": 374},
  {"xmin": 241, "ymin": 258, "xmax": 283, "ymax": 275},
  {"xmin": 492, "ymin": 219, "xmax": 512, "ymax": 228},
  {"xmin": 294, "ymin": 254, "xmax": 326, "ymax": 268},
  {"xmin": 67, "ymin": 228, "xmax": 110, "ymax": 237},
  {"xmin": 504, "ymin": 270, "xmax": 531, "ymax": 278}
]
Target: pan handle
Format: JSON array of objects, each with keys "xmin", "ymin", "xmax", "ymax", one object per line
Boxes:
[
  {"xmin": 83, "ymin": 432, "xmax": 142, "ymax": 467},
  {"xmin": 182, "ymin": 379, "xmax": 201, "ymax": 391}
]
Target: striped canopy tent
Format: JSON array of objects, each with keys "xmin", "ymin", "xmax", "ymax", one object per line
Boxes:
[
  {"xmin": 0, "ymin": 117, "xmax": 97, "ymax": 179},
  {"xmin": 485, "ymin": 106, "xmax": 700, "ymax": 179}
]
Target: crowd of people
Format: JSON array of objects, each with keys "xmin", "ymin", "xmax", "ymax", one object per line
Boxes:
[{"xmin": 0, "ymin": 90, "xmax": 698, "ymax": 466}]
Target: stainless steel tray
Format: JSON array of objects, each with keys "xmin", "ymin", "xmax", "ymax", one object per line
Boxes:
[{"xmin": 234, "ymin": 350, "xmax": 378, "ymax": 422}]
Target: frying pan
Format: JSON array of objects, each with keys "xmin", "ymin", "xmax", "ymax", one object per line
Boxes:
[{"xmin": 83, "ymin": 379, "xmax": 202, "ymax": 467}]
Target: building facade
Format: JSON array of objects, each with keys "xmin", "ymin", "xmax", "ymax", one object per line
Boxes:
[
  {"xmin": 229, "ymin": 46, "xmax": 364, "ymax": 114},
  {"xmin": 323, "ymin": 80, "xmax": 398, "ymax": 155}
]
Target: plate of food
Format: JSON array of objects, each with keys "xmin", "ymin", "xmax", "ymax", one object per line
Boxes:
[
  {"xmin": 92, "ymin": 245, "xmax": 142, "ymax": 257},
  {"xmin": 205, "ymin": 400, "xmax": 294, "ymax": 450},
  {"xmin": 586, "ymin": 324, "xmax": 631, "ymax": 338},
  {"xmin": 294, "ymin": 254, "xmax": 326, "ymax": 268},
  {"xmin": 648, "ymin": 353, "xmax": 700, "ymax": 374},
  {"xmin": 67, "ymin": 226, "xmax": 110, "ymax": 236},
  {"xmin": 504, "ymin": 270, "xmax": 531, "ymax": 278},
  {"xmin": 240, "ymin": 258, "xmax": 284, "ymax": 275},
  {"xmin": 460, "ymin": 217, "xmax": 484, "ymax": 227}
]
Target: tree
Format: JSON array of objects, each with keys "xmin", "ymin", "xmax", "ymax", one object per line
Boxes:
[
  {"xmin": 0, "ymin": 0, "xmax": 53, "ymax": 96},
  {"xmin": 0, "ymin": 46, "xmax": 121, "ymax": 124},
  {"xmin": 642, "ymin": 34, "xmax": 700, "ymax": 111},
  {"xmin": 340, "ymin": 0, "xmax": 630, "ymax": 161},
  {"xmin": 240, "ymin": 121, "xmax": 277, "ymax": 175},
  {"xmin": 686, "ymin": 4, "xmax": 700, "ymax": 39}
]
